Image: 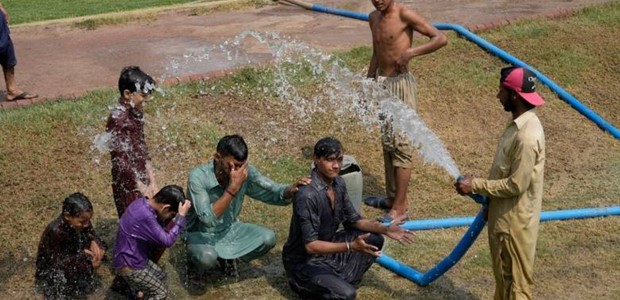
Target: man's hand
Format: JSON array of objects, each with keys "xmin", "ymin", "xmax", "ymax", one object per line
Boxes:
[
  {"xmin": 228, "ymin": 161, "xmax": 248, "ymax": 194},
  {"xmin": 351, "ymin": 233, "xmax": 382, "ymax": 257},
  {"xmin": 284, "ymin": 176, "xmax": 312, "ymax": 198},
  {"xmin": 85, "ymin": 241, "xmax": 105, "ymax": 268},
  {"xmin": 455, "ymin": 174, "xmax": 474, "ymax": 195},
  {"xmin": 395, "ymin": 52, "xmax": 412, "ymax": 73},
  {"xmin": 385, "ymin": 222, "xmax": 415, "ymax": 245},
  {"xmin": 178, "ymin": 199, "xmax": 192, "ymax": 217}
]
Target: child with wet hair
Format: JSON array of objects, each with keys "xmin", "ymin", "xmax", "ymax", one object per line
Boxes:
[
  {"xmin": 35, "ymin": 193, "xmax": 105, "ymax": 299},
  {"xmin": 113, "ymin": 185, "xmax": 192, "ymax": 300},
  {"xmin": 107, "ymin": 66, "xmax": 159, "ymax": 218}
]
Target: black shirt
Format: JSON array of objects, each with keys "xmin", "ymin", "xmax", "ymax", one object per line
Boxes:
[{"xmin": 282, "ymin": 169, "xmax": 361, "ymax": 265}]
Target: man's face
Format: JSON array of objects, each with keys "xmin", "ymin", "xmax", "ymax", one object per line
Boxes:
[
  {"xmin": 123, "ymin": 89, "xmax": 151, "ymax": 110},
  {"xmin": 63, "ymin": 211, "xmax": 92, "ymax": 231},
  {"xmin": 157, "ymin": 205, "xmax": 177, "ymax": 222},
  {"xmin": 314, "ymin": 152, "xmax": 344, "ymax": 180},
  {"xmin": 215, "ymin": 153, "xmax": 246, "ymax": 176},
  {"xmin": 371, "ymin": 0, "xmax": 393, "ymax": 12},
  {"xmin": 497, "ymin": 85, "xmax": 514, "ymax": 112}
]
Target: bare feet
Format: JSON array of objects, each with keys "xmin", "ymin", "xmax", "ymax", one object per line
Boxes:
[{"xmin": 5, "ymin": 91, "xmax": 38, "ymax": 101}]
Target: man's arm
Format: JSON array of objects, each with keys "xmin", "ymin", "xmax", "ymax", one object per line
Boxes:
[
  {"xmin": 139, "ymin": 201, "xmax": 190, "ymax": 247},
  {"xmin": 283, "ymin": 176, "xmax": 311, "ymax": 199},
  {"xmin": 396, "ymin": 8, "xmax": 447, "ymax": 71},
  {"xmin": 187, "ymin": 169, "xmax": 221, "ymax": 227},
  {"xmin": 354, "ymin": 218, "xmax": 414, "ymax": 244},
  {"xmin": 367, "ymin": 13, "xmax": 379, "ymax": 79},
  {"xmin": 457, "ymin": 138, "xmax": 539, "ymax": 198},
  {"xmin": 305, "ymin": 217, "xmax": 414, "ymax": 257}
]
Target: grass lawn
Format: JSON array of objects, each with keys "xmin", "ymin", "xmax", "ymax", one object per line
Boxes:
[
  {"xmin": 2, "ymin": 0, "xmax": 235, "ymax": 25},
  {"xmin": 0, "ymin": 2, "xmax": 619, "ymax": 300}
]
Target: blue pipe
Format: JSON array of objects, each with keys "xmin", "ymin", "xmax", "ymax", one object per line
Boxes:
[
  {"xmin": 311, "ymin": 4, "xmax": 369, "ymax": 21},
  {"xmin": 433, "ymin": 23, "xmax": 620, "ymax": 139},
  {"xmin": 380, "ymin": 205, "xmax": 620, "ymax": 286},
  {"xmin": 377, "ymin": 206, "xmax": 488, "ymax": 286},
  {"xmin": 307, "ymin": 4, "xmax": 620, "ymax": 139},
  {"xmin": 402, "ymin": 205, "xmax": 620, "ymax": 231}
]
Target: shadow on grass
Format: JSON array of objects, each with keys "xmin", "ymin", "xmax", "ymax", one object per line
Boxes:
[{"xmin": 362, "ymin": 265, "xmax": 480, "ymax": 299}]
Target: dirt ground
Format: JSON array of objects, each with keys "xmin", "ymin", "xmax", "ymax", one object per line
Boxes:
[{"xmin": 1, "ymin": 0, "xmax": 613, "ymax": 107}]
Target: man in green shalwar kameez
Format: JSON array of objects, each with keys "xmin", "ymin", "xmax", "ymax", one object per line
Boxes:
[{"xmin": 185, "ymin": 134, "xmax": 310, "ymax": 277}]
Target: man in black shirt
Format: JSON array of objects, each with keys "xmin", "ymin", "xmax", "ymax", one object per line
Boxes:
[{"xmin": 282, "ymin": 137, "xmax": 415, "ymax": 300}]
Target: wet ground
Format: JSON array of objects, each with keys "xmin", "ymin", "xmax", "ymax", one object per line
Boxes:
[{"xmin": 4, "ymin": 0, "xmax": 612, "ymax": 106}]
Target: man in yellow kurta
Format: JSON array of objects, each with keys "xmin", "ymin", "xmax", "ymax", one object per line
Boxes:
[{"xmin": 456, "ymin": 67, "xmax": 545, "ymax": 300}]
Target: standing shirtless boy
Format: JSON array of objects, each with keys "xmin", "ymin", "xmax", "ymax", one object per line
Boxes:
[{"xmin": 365, "ymin": 0, "xmax": 447, "ymax": 222}]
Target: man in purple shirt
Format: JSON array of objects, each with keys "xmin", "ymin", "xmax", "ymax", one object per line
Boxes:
[{"xmin": 113, "ymin": 185, "xmax": 192, "ymax": 300}]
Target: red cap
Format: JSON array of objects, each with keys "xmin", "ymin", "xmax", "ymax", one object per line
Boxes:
[{"xmin": 501, "ymin": 67, "xmax": 545, "ymax": 106}]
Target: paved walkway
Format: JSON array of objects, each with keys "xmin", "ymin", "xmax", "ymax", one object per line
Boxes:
[{"xmin": 0, "ymin": 0, "xmax": 612, "ymax": 109}]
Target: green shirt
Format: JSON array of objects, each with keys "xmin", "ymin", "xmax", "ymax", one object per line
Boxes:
[
  {"xmin": 184, "ymin": 160, "xmax": 291, "ymax": 258},
  {"xmin": 472, "ymin": 109, "xmax": 545, "ymax": 239}
]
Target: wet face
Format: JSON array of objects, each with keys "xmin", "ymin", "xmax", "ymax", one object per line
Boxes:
[
  {"xmin": 123, "ymin": 89, "xmax": 151, "ymax": 110},
  {"xmin": 64, "ymin": 211, "xmax": 92, "ymax": 231},
  {"xmin": 157, "ymin": 205, "xmax": 177, "ymax": 222},
  {"xmin": 314, "ymin": 152, "xmax": 344, "ymax": 181},
  {"xmin": 371, "ymin": 0, "xmax": 393, "ymax": 12},
  {"xmin": 214, "ymin": 153, "xmax": 246, "ymax": 177},
  {"xmin": 497, "ymin": 85, "xmax": 514, "ymax": 112}
]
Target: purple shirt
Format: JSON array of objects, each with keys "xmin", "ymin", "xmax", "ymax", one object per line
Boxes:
[{"xmin": 112, "ymin": 198, "xmax": 186, "ymax": 270}]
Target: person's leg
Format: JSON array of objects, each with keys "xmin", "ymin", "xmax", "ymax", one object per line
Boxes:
[
  {"xmin": 381, "ymin": 73, "xmax": 417, "ymax": 221},
  {"xmin": 333, "ymin": 230, "xmax": 383, "ymax": 286},
  {"xmin": 490, "ymin": 232, "xmax": 510, "ymax": 300},
  {"xmin": 239, "ymin": 227, "xmax": 276, "ymax": 262},
  {"xmin": 382, "ymin": 149, "xmax": 396, "ymax": 207},
  {"xmin": 389, "ymin": 166, "xmax": 412, "ymax": 217},
  {"xmin": 290, "ymin": 263, "xmax": 357, "ymax": 300},
  {"xmin": 186, "ymin": 242, "xmax": 219, "ymax": 276},
  {"xmin": 503, "ymin": 234, "xmax": 536, "ymax": 300},
  {"xmin": 1, "ymin": 40, "xmax": 36, "ymax": 101},
  {"xmin": 121, "ymin": 261, "xmax": 168, "ymax": 300}
]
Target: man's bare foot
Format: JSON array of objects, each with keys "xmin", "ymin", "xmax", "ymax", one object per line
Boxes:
[{"xmin": 5, "ymin": 91, "xmax": 38, "ymax": 101}]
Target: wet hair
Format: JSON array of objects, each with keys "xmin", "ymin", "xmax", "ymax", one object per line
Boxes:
[
  {"xmin": 62, "ymin": 193, "xmax": 93, "ymax": 217},
  {"xmin": 216, "ymin": 134, "xmax": 248, "ymax": 161},
  {"xmin": 152, "ymin": 185, "xmax": 186, "ymax": 213},
  {"xmin": 118, "ymin": 66, "xmax": 156, "ymax": 97},
  {"xmin": 314, "ymin": 137, "xmax": 342, "ymax": 158}
]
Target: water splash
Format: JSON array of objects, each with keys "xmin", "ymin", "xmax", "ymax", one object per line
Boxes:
[
  {"xmin": 88, "ymin": 30, "xmax": 460, "ymax": 192},
  {"xmin": 380, "ymin": 99, "xmax": 461, "ymax": 179},
  {"xmin": 173, "ymin": 30, "xmax": 458, "ymax": 178}
]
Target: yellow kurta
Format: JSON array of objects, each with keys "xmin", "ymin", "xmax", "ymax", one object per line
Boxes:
[{"xmin": 472, "ymin": 109, "xmax": 545, "ymax": 300}]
